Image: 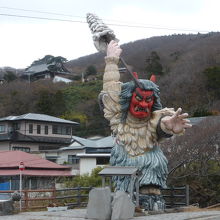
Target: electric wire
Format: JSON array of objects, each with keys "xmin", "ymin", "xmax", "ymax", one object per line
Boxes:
[
  {"xmin": 0, "ymin": 6, "xmax": 85, "ymax": 19},
  {"xmin": 0, "ymin": 6, "xmax": 212, "ymax": 32},
  {"xmin": 0, "ymin": 13, "xmax": 85, "ymax": 24},
  {"xmin": 0, "ymin": 12, "xmax": 210, "ymax": 33}
]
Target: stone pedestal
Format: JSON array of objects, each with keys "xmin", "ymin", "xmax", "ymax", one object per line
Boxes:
[
  {"xmin": 86, "ymin": 187, "xmax": 112, "ymax": 220},
  {"xmin": 0, "ymin": 200, "xmax": 14, "ymax": 215},
  {"xmin": 139, "ymin": 194, "xmax": 165, "ymax": 211},
  {"xmin": 111, "ymin": 191, "xmax": 135, "ymax": 220}
]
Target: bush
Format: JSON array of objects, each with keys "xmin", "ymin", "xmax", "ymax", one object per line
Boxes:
[{"xmin": 64, "ymin": 167, "xmax": 104, "ymax": 188}]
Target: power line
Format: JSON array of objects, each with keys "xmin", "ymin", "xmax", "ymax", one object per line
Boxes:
[
  {"xmin": 0, "ymin": 12, "xmax": 210, "ymax": 33},
  {"xmin": 0, "ymin": 6, "xmax": 212, "ymax": 32},
  {"xmin": 0, "ymin": 6, "xmax": 85, "ymax": 19},
  {"xmin": 0, "ymin": 13, "xmax": 85, "ymax": 24}
]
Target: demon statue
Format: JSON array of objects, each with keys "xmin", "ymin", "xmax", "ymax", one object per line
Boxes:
[
  {"xmin": 99, "ymin": 40, "xmax": 192, "ymax": 210},
  {"xmin": 86, "ymin": 13, "xmax": 192, "ymax": 211}
]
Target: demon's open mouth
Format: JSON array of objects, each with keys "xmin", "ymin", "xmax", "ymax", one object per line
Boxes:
[{"xmin": 134, "ymin": 106, "xmax": 149, "ymax": 112}]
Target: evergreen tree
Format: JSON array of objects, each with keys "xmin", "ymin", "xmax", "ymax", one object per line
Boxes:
[
  {"xmin": 145, "ymin": 51, "xmax": 163, "ymax": 76},
  {"xmin": 85, "ymin": 65, "xmax": 97, "ymax": 76},
  {"xmin": 3, "ymin": 71, "xmax": 17, "ymax": 82},
  {"xmin": 203, "ymin": 66, "xmax": 220, "ymax": 98}
]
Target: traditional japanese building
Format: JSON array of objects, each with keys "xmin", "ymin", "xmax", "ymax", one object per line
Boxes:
[{"xmin": 23, "ymin": 55, "xmax": 72, "ymax": 82}]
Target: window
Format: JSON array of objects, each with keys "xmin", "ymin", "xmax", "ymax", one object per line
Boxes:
[
  {"xmin": 46, "ymin": 156, "xmax": 57, "ymax": 163},
  {"xmin": 45, "ymin": 125, "xmax": 48, "ymax": 135},
  {"xmin": 39, "ymin": 145, "xmax": 60, "ymax": 151},
  {"xmin": 12, "ymin": 146, "xmax": 30, "ymax": 153},
  {"xmin": 52, "ymin": 125, "xmax": 58, "ymax": 134},
  {"xmin": 0, "ymin": 125, "xmax": 5, "ymax": 133},
  {"xmin": 65, "ymin": 126, "xmax": 71, "ymax": 135},
  {"xmin": 13, "ymin": 123, "xmax": 20, "ymax": 130},
  {"xmin": 68, "ymin": 155, "xmax": 80, "ymax": 164},
  {"xmin": 29, "ymin": 124, "xmax": 33, "ymax": 134},
  {"xmin": 37, "ymin": 125, "xmax": 41, "ymax": 134},
  {"xmin": 52, "ymin": 125, "xmax": 71, "ymax": 135},
  {"xmin": 96, "ymin": 157, "xmax": 109, "ymax": 165}
]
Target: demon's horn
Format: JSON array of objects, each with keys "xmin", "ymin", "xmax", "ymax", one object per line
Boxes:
[
  {"xmin": 150, "ymin": 74, "xmax": 156, "ymax": 83},
  {"xmin": 133, "ymin": 72, "xmax": 138, "ymax": 79}
]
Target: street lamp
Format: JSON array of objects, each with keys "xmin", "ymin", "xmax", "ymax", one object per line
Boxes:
[{"xmin": 19, "ymin": 161, "xmax": 25, "ymax": 211}]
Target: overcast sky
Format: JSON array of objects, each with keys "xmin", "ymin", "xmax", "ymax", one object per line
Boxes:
[{"xmin": 0, "ymin": 0, "xmax": 219, "ymax": 69}]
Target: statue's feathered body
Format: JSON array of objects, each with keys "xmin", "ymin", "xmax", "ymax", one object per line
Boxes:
[{"xmin": 100, "ymin": 56, "xmax": 175, "ymax": 191}]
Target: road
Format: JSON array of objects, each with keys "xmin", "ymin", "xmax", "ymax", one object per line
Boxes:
[{"xmin": 1, "ymin": 209, "xmax": 220, "ymax": 220}]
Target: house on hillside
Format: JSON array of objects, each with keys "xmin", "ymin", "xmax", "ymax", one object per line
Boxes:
[
  {"xmin": 57, "ymin": 136, "xmax": 114, "ymax": 175},
  {"xmin": 22, "ymin": 55, "xmax": 73, "ymax": 83},
  {"xmin": 0, "ymin": 113, "xmax": 78, "ymax": 161},
  {"xmin": 0, "ymin": 151, "xmax": 72, "ymax": 190}
]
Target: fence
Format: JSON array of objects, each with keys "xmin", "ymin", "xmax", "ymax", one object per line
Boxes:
[
  {"xmin": 162, "ymin": 185, "xmax": 189, "ymax": 208},
  {"xmin": 0, "ymin": 187, "xmax": 92, "ymax": 210},
  {"xmin": 0, "ymin": 185, "xmax": 189, "ymax": 210}
]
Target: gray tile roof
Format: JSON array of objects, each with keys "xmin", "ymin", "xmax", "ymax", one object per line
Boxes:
[
  {"xmin": 99, "ymin": 166, "xmax": 138, "ymax": 175},
  {"xmin": 1, "ymin": 131, "xmax": 72, "ymax": 144},
  {"xmin": 26, "ymin": 64, "xmax": 49, "ymax": 74},
  {"xmin": 0, "ymin": 113, "xmax": 78, "ymax": 125},
  {"xmin": 189, "ymin": 116, "xmax": 220, "ymax": 125},
  {"xmin": 60, "ymin": 136, "xmax": 114, "ymax": 151}
]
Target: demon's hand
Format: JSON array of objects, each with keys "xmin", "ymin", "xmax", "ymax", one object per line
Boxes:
[
  {"xmin": 107, "ymin": 40, "xmax": 122, "ymax": 58},
  {"xmin": 161, "ymin": 108, "xmax": 192, "ymax": 135}
]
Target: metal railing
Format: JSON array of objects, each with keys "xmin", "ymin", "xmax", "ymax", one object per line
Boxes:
[{"xmin": 162, "ymin": 185, "xmax": 189, "ymax": 208}]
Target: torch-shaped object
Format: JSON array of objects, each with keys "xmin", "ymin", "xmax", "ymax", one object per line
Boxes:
[
  {"xmin": 87, "ymin": 13, "xmax": 118, "ymax": 52},
  {"xmin": 86, "ymin": 13, "xmax": 143, "ymax": 89}
]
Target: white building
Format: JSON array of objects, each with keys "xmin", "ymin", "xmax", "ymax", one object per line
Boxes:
[{"xmin": 57, "ymin": 136, "xmax": 114, "ymax": 175}]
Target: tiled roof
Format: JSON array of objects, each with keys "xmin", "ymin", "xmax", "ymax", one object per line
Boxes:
[
  {"xmin": 60, "ymin": 136, "xmax": 114, "ymax": 151},
  {"xmin": 0, "ymin": 151, "xmax": 72, "ymax": 176},
  {"xmin": 189, "ymin": 116, "xmax": 220, "ymax": 125},
  {"xmin": 0, "ymin": 169, "xmax": 71, "ymax": 176},
  {"xmin": 26, "ymin": 63, "xmax": 49, "ymax": 73},
  {"xmin": 0, "ymin": 131, "xmax": 72, "ymax": 144},
  {"xmin": 0, "ymin": 150, "xmax": 70, "ymax": 169},
  {"xmin": 0, "ymin": 113, "xmax": 78, "ymax": 125},
  {"xmin": 76, "ymin": 153, "xmax": 111, "ymax": 158}
]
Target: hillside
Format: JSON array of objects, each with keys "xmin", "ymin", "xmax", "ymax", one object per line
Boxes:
[
  {"xmin": 66, "ymin": 32, "xmax": 220, "ymax": 77},
  {"xmin": 0, "ymin": 32, "xmax": 219, "ymax": 137},
  {"xmin": 66, "ymin": 32, "xmax": 220, "ymax": 115}
]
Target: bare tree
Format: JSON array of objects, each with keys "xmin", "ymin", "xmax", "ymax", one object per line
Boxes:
[{"xmin": 161, "ymin": 116, "xmax": 220, "ymax": 206}]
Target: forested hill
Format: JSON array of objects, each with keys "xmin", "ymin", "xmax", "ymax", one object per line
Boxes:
[
  {"xmin": 66, "ymin": 32, "xmax": 220, "ymax": 78},
  {"xmin": 0, "ymin": 32, "xmax": 219, "ymax": 137},
  {"xmin": 66, "ymin": 32, "xmax": 220, "ymax": 116}
]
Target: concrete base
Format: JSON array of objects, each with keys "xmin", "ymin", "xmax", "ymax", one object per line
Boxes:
[
  {"xmin": 0, "ymin": 200, "xmax": 14, "ymax": 215},
  {"xmin": 139, "ymin": 194, "xmax": 165, "ymax": 211},
  {"xmin": 111, "ymin": 191, "xmax": 135, "ymax": 220},
  {"xmin": 86, "ymin": 187, "xmax": 112, "ymax": 220}
]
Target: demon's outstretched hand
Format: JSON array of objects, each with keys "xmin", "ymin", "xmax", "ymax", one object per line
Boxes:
[{"xmin": 161, "ymin": 108, "xmax": 192, "ymax": 135}]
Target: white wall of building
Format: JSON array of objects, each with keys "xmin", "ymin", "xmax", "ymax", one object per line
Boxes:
[
  {"xmin": 79, "ymin": 157, "xmax": 97, "ymax": 175},
  {"xmin": 57, "ymin": 149, "xmax": 85, "ymax": 164}
]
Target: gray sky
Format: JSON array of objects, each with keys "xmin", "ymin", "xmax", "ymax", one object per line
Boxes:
[{"xmin": 0, "ymin": 0, "xmax": 219, "ymax": 69}]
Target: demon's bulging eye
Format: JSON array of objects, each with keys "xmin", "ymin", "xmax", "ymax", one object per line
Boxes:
[
  {"xmin": 135, "ymin": 95, "xmax": 142, "ymax": 101},
  {"xmin": 146, "ymin": 97, "xmax": 153, "ymax": 102}
]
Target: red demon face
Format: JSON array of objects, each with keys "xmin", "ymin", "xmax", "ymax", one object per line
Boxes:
[{"xmin": 129, "ymin": 88, "xmax": 154, "ymax": 119}]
